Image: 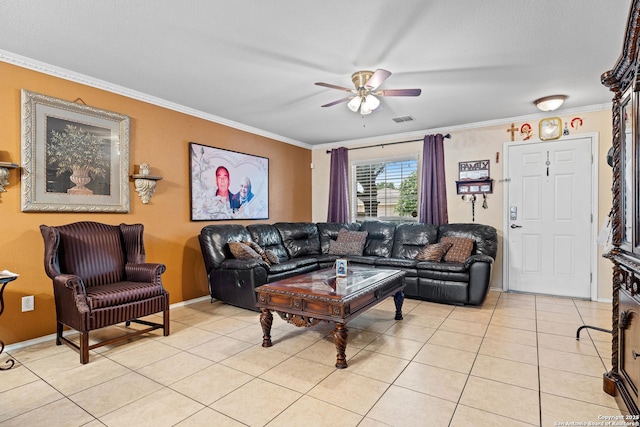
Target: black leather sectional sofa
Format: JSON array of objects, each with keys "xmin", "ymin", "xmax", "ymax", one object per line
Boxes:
[{"xmin": 198, "ymin": 221, "xmax": 498, "ymax": 311}]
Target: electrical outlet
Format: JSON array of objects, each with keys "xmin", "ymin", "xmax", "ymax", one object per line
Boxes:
[{"xmin": 22, "ymin": 295, "xmax": 34, "ymax": 312}]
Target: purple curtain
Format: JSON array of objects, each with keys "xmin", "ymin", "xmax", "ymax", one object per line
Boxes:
[
  {"xmin": 327, "ymin": 147, "xmax": 349, "ymax": 222},
  {"xmin": 419, "ymin": 134, "xmax": 448, "ymax": 225}
]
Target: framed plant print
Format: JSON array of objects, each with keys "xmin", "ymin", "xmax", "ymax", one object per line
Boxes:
[
  {"xmin": 190, "ymin": 142, "xmax": 269, "ymax": 221},
  {"xmin": 21, "ymin": 90, "xmax": 130, "ymax": 212}
]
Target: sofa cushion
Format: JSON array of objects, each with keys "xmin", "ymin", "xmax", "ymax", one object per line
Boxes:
[
  {"xmin": 220, "ymin": 258, "xmax": 265, "ymax": 270},
  {"xmin": 438, "ymin": 223, "xmax": 498, "ymax": 259},
  {"xmin": 247, "ymin": 223, "xmax": 289, "ymax": 262},
  {"xmin": 392, "ymin": 223, "xmax": 439, "ymax": 259},
  {"xmin": 441, "ymin": 237, "xmax": 474, "ymax": 263},
  {"xmin": 416, "ymin": 260, "xmax": 470, "ymax": 283},
  {"xmin": 416, "ymin": 261, "xmax": 468, "ymax": 273},
  {"xmin": 416, "ymin": 268, "xmax": 470, "ymax": 283},
  {"xmin": 199, "ymin": 224, "xmax": 253, "ymax": 270},
  {"xmin": 342, "ymin": 255, "xmax": 378, "ymax": 265},
  {"xmin": 266, "ymin": 257, "xmax": 317, "ymax": 274},
  {"xmin": 415, "ymin": 242, "xmax": 453, "ymax": 262},
  {"xmin": 228, "ymin": 242, "xmax": 261, "ymax": 261},
  {"xmin": 360, "ymin": 221, "xmax": 396, "ymax": 257},
  {"xmin": 374, "ymin": 257, "xmax": 418, "ymax": 269},
  {"xmin": 275, "ymin": 222, "xmax": 321, "ymax": 258}
]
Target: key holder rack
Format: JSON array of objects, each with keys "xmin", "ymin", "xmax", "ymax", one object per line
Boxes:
[
  {"xmin": 457, "ymin": 160, "xmax": 492, "ymax": 222},
  {"xmin": 455, "ymin": 159, "xmax": 493, "ymax": 195}
]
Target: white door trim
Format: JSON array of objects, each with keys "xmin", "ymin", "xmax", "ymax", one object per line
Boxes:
[{"xmin": 502, "ymin": 132, "xmax": 599, "ymax": 300}]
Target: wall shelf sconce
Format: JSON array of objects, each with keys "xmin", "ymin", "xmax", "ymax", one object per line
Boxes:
[
  {"xmin": 0, "ymin": 162, "xmax": 19, "ymax": 193},
  {"xmin": 131, "ymin": 163, "xmax": 162, "ymax": 204}
]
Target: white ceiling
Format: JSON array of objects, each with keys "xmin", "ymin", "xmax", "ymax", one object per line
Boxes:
[{"xmin": 0, "ymin": 1, "xmax": 631, "ymax": 148}]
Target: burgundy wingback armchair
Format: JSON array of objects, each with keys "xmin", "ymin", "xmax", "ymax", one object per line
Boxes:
[{"xmin": 40, "ymin": 221, "xmax": 170, "ymax": 364}]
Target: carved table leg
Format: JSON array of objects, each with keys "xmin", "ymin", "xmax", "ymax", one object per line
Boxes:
[
  {"xmin": 0, "ymin": 278, "xmax": 16, "ymax": 370},
  {"xmin": 0, "ymin": 340, "xmax": 15, "ymax": 370},
  {"xmin": 394, "ymin": 291, "xmax": 404, "ymax": 320},
  {"xmin": 260, "ymin": 309, "xmax": 273, "ymax": 347},
  {"xmin": 333, "ymin": 322, "xmax": 348, "ymax": 369}
]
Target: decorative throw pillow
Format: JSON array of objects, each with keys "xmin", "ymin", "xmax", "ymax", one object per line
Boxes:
[
  {"xmin": 242, "ymin": 240, "xmax": 271, "ymax": 265},
  {"xmin": 329, "ymin": 228, "xmax": 368, "ymax": 256},
  {"xmin": 440, "ymin": 236, "xmax": 475, "ymax": 263},
  {"xmin": 415, "ymin": 242, "xmax": 453, "ymax": 262},
  {"xmin": 264, "ymin": 249, "xmax": 280, "ymax": 264},
  {"xmin": 336, "ymin": 228, "xmax": 368, "ymax": 243},
  {"xmin": 228, "ymin": 241, "xmax": 261, "ymax": 260},
  {"xmin": 328, "ymin": 240, "xmax": 364, "ymax": 256}
]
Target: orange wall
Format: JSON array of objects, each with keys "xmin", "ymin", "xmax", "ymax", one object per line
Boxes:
[{"xmin": 0, "ymin": 62, "xmax": 312, "ymax": 345}]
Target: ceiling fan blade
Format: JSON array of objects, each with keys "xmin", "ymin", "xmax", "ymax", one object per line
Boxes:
[
  {"xmin": 378, "ymin": 88, "xmax": 422, "ymax": 97},
  {"xmin": 315, "ymin": 82, "xmax": 354, "ymax": 92},
  {"xmin": 321, "ymin": 97, "xmax": 352, "ymax": 107},
  {"xmin": 365, "ymin": 69, "xmax": 392, "ymax": 90}
]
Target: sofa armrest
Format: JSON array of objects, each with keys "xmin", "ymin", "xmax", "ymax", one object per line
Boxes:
[
  {"xmin": 467, "ymin": 260, "xmax": 493, "ymax": 305},
  {"xmin": 464, "ymin": 254, "xmax": 494, "ymax": 269}
]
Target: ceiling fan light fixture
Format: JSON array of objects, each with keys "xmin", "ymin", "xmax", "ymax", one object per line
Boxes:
[
  {"xmin": 316, "ymin": 68, "xmax": 421, "ymax": 114},
  {"xmin": 534, "ymin": 95, "xmax": 568, "ymax": 112},
  {"xmin": 347, "ymin": 96, "xmax": 362, "ymax": 112},
  {"xmin": 364, "ymin": 94, "xmax": 380, "ymax": 111},
  {"xmin": 360, "ymin": 98, "xmax": 373, "ymax": 116}
]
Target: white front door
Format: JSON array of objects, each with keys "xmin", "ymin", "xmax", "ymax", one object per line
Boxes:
[{"xmin": 505, "ymin": 135, "xmax": 595, "ymax": 298}]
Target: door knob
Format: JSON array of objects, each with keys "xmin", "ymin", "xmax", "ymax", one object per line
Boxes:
[
  {"xmin": 633, "ymin": 350, "xmax": 639, "ymax": 360},
  {"xmin": 510, "ymin": 224, "xmax": 522, "ymax": 229}
]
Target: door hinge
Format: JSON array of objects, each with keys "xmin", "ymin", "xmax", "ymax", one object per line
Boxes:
[
  {"xmin": 590, "ymin": 272, "xmax": 593, "ymax": 283},
  {"xmin": 591, "ymin": 213, "xmax": 593, "ymax": 223}
]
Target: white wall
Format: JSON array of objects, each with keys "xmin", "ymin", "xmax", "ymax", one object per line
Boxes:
[{"xmin": 312, "ymin": 109, "xmax": 614, "ymax": 300}]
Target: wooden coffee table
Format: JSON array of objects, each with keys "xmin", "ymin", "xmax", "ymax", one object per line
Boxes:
[{"xmin": 255, "ymin": 266, "xmax": 405, "ymax": 368}]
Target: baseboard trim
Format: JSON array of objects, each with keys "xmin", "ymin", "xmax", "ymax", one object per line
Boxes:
[{"xmin": 3, "ymin": 295, "xmax": 211, "ymax": 353}]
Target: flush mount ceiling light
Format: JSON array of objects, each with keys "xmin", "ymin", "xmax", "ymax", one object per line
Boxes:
[
  {"xmin": 315, "ymin": 69, "xmax": 421, "ymax": 115},
  {"xmin": 533, "ymin": 95, "xmax": 568, "ymax": 112}
]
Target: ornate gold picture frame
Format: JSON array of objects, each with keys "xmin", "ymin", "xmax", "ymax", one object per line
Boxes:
[
  {"xmin": 21, "ymin": 90, "xmax": 130, "ymax": 212},
  {"xmin": 539, "ymin": 116, "xmax": 562, "ymax": 141}
]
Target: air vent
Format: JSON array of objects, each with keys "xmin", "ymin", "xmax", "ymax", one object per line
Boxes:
[{"xmin": 392, "ymin": 116, "xmax": 414, "ymax": 123}]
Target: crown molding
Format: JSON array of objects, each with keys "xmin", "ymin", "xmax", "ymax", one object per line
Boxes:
[
  {"xmin": 1, "ymin": 49, "xmax": 613, "ymax": 153},
  {"xmin": 0, "ymin": 49, "xmax": 312, "ymax": 150}
]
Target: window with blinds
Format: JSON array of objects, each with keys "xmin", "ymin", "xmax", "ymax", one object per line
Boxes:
[{"xmin": 352, "ymin": 157, "xmax": 419, "ymax": 222}]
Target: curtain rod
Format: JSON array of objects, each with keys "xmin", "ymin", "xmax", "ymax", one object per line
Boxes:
[{"xmin": 325, "ymin": 134, "xmax": 451, "ymax": 153}]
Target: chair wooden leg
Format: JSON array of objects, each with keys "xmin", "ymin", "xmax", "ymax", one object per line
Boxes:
[
  {"xmin": 163, "ymin": 309, "xmax": 170, "ymax": 336},
  {"xmin": 79, "ymin": 332, "xmax": 89, "ymax": 364},
  {"xmin": 56, "ymin": 322, "xmax": 63, "ymax": 345}
]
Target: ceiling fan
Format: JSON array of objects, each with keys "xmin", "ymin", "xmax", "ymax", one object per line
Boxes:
[{"xmin": 315, "ymin": 69, "xmax": 421, "ymax": 115}]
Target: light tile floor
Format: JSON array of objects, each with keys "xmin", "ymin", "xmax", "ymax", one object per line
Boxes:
[{"xmin": 0, "ymin": 291, "xmax": 624, "ymax": 426}]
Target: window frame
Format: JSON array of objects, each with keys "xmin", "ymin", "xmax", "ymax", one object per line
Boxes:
[{"xmin": 350, "ymin": 155, "xmax": 420, "ymax": 223}]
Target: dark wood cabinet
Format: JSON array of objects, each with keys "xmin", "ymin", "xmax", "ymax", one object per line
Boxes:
[
  {"xmin": 619, "ymin": 288, "xmax": 640, "ymax": 404},
  {"xmin": 602, "ymin": 0, "xmax": 640, "ymax": 415}
]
